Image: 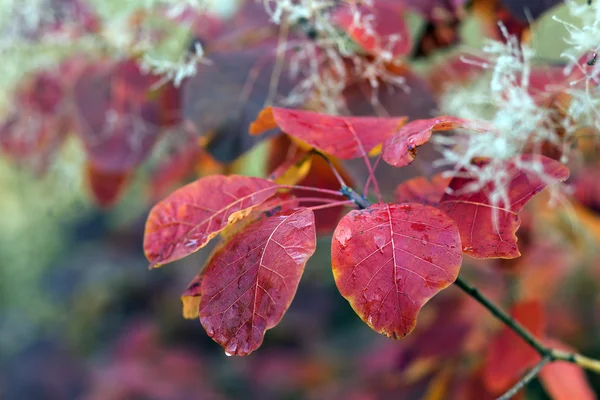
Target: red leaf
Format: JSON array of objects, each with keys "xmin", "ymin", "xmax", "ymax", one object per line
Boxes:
[
  {"xmin": 394, "ymin": 174, "xmax": 451, "ymax": 206},
  {"xmin": 382, "ymin": 116, "xmax": 490, "ymax": 167},
  {"xmin": 332, "ymin": 1, "xmax": 412, "ymax": 58},
  {"xmin": 144, "ymin": 175, "xmax": 279, "ymax": 268},
  {"xmin": 86, "ymin": 162, "xmax": 130, "ymax": 208},
  {"xmin": 483, "ymin": 300, "xmax": 545, "ymax": 394},
  {"xmin": 251, "ymin": 107, "xmax": 407, "ymax": 159},
  {"xmin": 73, "ymin": 59, "xmax": 176, "ymax": 173},
  {"xmin": 438, "ymin": 155, "xmax": 570, "ymax": 259},
  {"xmin": 539, "ymin": 339, "xmax": 596, "ymax": 400},
  {"xmin": 331, "ymin": 203, "xmax": 462, "ymax": 339},
  {"xmin": 199, "ymin": 208, "xmax": 316, "ymax": 356}
]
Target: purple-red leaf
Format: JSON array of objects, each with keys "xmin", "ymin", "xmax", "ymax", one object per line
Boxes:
[
  {"xmin": 199, "ymin": 208, "xmax": 316, "ymax": 356},
  {"xmin": 144, "ymin": 175, "xmax": 279, "ymax": 268},
  {"xmin": 382, "ymin": 116, "xmax": 490, "ymax": 167},
  {"xmin": 251, "ymin": 107, "xmax": 407, "ymax": 159},
  {"xmin": 438, "ymin": 155, "xmax": 570, "ymax": 259},
  {"xmin": 331, "ymin": 203, "xmax": 462, "ymax": 339},
  {"xmin": 73, "ymin": 59, "xmax": 178, "ymax": 174}
]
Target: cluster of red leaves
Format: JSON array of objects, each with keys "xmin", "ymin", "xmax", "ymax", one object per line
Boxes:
[{"xmin": 144, "ymin": 107, "xmax": 569, "ymax": 357}]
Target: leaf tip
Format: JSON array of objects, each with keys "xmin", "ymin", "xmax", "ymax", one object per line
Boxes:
[{"xmin": 250, "ymin": 106, "xmax": 276, "ymax": 135}]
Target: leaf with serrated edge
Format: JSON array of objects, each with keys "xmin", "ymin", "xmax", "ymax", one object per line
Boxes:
[
  {"xmin": 144, "ymin": 175, "xmax": 279, "ymax": 268},
  {"xmin": 332, "ymin": 203, "xmax": 462, "ymax": 339}
]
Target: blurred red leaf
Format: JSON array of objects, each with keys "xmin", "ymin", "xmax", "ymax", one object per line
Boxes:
[
  {"xmin": 73, "ymin": 59, "xmax": 178, "ymax": 174},
  {"xmin": 382, "ymin": 116, "xmax": 490, "ymax": 167},
  {"xmin": 539, "ymin": 339, "xmax": 597, "ymax": 400},
  {"xmin": 483, "ymin": 300, "xmax": 545, "ymax": 394},
  {"xmin": 0, "ymin": 70, "xmax": 70, "ymax": 173},
  {"xmin": 331, "ymin": 203, "xmax": 462, "ymax": 339},
  {"xmin": 332, "ymin": 1, "xmax": 412, "ymax": 58},
  {"xmin": 394, "ymin": 174, "xmax": 450, "ymax": 206},
  {"xmin": 199, "ymin": 208, "xmax": 316, "ymax": 356},
  {"xmin": 438, "ymin": 155, "xmax": 570, "ymax": 259},
  {"xmin": 86, "ymin": 163, "xmax": 130, "ymax": 208},
  {"xmin": 144, "ymin": 175, "xmax": 279, "ymax": 268},
  {"xmin": 251, "ymin": 107, "xmax": 407, "ymax": 159}
]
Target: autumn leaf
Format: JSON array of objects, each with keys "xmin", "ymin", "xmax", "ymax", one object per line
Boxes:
[
  {"xmin": 86, "ymin": 162, "xmax": 130, "ymax": 208},
  {"xmin": 539, "ymin": 339, "xmax": 596, "ymax": 400},
  {"xmin": 144, "ymin": 175, "xmax": 279, "ymax": 268},
  {"xmin": 199, "ymin": 208, "xmax": 316, "ymax": 356},
  {"xmin": 394, "ymin": 174, "xmax": 451, "ymax": 206},
  {"xmin": 267, "ymin": 147, "xmax": 313, "ymax": 186},
  {"xmin": 438, "ymin": 155, "xmax": 570, "ymax": 259},
  {"xmin": 382, "ymin": 116, "xmax": 490, "ymax": 167},
  {"xmin": 73, "ymin": 59, "xmax": 178, "ymax": 174},
  {"xmin": 331, "ymin": 203, "xmax": 462, "ymax": 339},
  {"xmin": 483, "ymin": 300, "xmax": 545, "ymax": 394},
  {"xmin": 219, "ymin": 193, "xmax": 299, "ymax": 242},
  {"xmin": 251, "ymin": 107, "xmax": 407, "ymax": 159}
]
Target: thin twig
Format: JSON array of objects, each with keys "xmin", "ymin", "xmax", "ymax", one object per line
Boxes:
[
  {"xmin": 453, "ymin": 276, "xmax": 547, "ymax": 355},
  {"xmin": 454, "ymin": 276, "xmax": 600, "ymax": 376},
  {"xmin": 311, "ymin": 150, "xmax": 348, "ymax": 188},
  {"xmin": 496, "ymin": 356, "xmax": 551, "ymax": 400},
  {"xmin": 307, "ymin": 199, "xmax": 355, "ymax": 211}
]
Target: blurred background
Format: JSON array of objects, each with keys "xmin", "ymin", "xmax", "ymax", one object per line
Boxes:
[{"xmin": 2, "ymin": 0, "xmax": 600, "ymax": 399}]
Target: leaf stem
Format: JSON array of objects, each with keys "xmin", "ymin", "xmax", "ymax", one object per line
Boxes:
[
  {"xmin": 496, "ymin": 356, "xmax": 551, "ymax": 400},
  {"xmin": 310, "ymin": 150, "xmax": 348, "ymax": 188},
  {"xmin": 307, "ymin": 200, "xmax": 355, "ymax": 212},
  {"xmin": 281, "ymin": 185, "xmax": 346, "ymax": 197}
]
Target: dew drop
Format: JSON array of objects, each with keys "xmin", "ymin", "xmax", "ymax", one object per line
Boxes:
[
  {"xmin": 421, "ymin": 239, "xmax": 427, "ymax": 245},
  {"xmin": 374, "ymin": 235, "xmax": 386, "ymax": 253},
  {"xmin": 206, "ymin": 327, "xmax": 215, "ymax": 338},
  {"xmin": 367, "ymin": 315, "xmax": 374, "ymax": 325},
  {"xmin": 225, "ymin": 343, "xmax": 237, "ymax": 356}
]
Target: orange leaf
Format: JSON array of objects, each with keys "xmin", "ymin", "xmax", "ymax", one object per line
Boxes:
[
  {"xmin": 144, "ymin": 175, "xmax": 279, "ymax": 268},
  {"xmin": 251, "ymin": 107, "xmax": 407, "ymax": 159},
  {"xmin": 331, "ymin": 203, "xmax": 462, "ymax": 339},
  {"xmin": 199, "ymin": 208, "xmax": 316, "ymax": 356}
]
